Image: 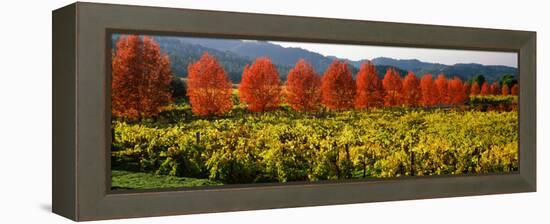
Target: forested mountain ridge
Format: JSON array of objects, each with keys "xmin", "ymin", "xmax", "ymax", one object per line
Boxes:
[
  {"xmin": 152, "ymin": 37, "xmax": 409, "ymax": 81},
  {"xmin": 111, "ymin": 35, "xmax": 516, "ymax": 83},
  {"xmin": 371, "ymin": 57, "xmax": 517, "ymax": 82}
]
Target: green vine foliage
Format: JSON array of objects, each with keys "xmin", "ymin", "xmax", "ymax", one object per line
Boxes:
[{"xmin": 112, "ymin": 103, "xmax": 518, "ymax": 184}]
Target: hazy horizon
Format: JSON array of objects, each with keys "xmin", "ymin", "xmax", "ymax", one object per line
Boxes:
[{"xmin": 269, "ymin": 40, "xmax": 518, "ymax": 68}]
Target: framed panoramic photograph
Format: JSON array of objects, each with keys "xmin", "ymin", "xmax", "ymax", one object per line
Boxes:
[
  {"xmin": 53, "ymin": 2, "xmax": 536, "ymax": 221},
  {"xmin": 109, "ymin": 32, "xmax": 521, "ymax": 190}
]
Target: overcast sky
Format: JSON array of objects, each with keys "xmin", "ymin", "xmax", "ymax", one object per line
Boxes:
[{"xmin": 269, "ymin": 41, "xmax": 518, "ymax": 68}]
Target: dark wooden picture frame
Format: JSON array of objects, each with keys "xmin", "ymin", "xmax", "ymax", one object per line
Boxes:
[{"xmin": 53, "ymin": 2, "xmax": 536, "ymax": 221}]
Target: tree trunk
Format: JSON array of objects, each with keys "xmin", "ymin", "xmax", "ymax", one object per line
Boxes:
[
  {"xmin": 344, "ymin": 144, "xmax": 352, "ymax": 179},
  {"xmin": 362, "ymin": 157, "xmax": 367, "ymax": 178},
  {"xmin": 410, "ymin": 147, "xmax": 415, "ymax": 176},
  {"xmin": 195, "ymin": 131, "xmax": 201, "ymax": 144},
  {"xmin": 333, "ymin": 142, "xmax": 340, "ymax": 179}
]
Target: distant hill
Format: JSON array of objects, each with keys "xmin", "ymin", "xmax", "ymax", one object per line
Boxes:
[
  {"xmin": 112, "ymin": 35, "xmax": 292, "ymax": 83},
  {"xmin": 152, "ymin": 37, "xmax": 408, "ymax": 79},
  {"xmin": 112, "ymin": 35, "xmax": 515, "ymax": 83},
  {"xmin": 155, "ymin": 37, "xmax": 299, "ymax": 83},
  {"xmin": 371, "ymin": 57, "xmax": 517, "ymax": 82},
  {"xmin": 170, "ymin": 37, "xmax": 338, "ymax": 75},
  {"xmin": 153, "ymin": 36, "xmax": 253, "ymax": 83}
]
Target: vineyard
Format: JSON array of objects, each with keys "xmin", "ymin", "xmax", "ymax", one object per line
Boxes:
[
  {"xmin": 111, "ymin": 100, "xmax": 518, "ymax": 189},
  {"xmin": 110, "ymin": 35, "xmax": 519, "ymax": 190}
]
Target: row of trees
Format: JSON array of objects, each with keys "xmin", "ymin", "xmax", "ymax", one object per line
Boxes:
[
  {"xmin": 111, "ymin": 35, "xmax": 519, "ymax": 119},
  {"xmin": 187, "ymin": 52, "xmax": 518, "ymax": 116},
  {"xmin": 470, "ymin": 80, "xmax": 519, "ymax": 97}
]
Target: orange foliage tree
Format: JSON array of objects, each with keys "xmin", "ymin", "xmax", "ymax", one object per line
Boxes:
[
  {"xmin": 187, "ymin": 52, "xmax": 233, "ymax": 116},
  {"xmin": 239, "ymin": 57, "xmax": 281, "ymax": 112},
  {"xmin": 435, "ymin": 74, "xmax": 449, "ymax": 105},
  {"xmin": 285, "ymin": 59, "xmax": 322, "ymax": 112},
  {"xmin": 490, "ymin": 82, "xmax": 500, "ymax": 95},
  {"xmin": 463, "ymin": 82, "xmax": 471, "ymax": 96},
  {"xmin": 112, "ymin": 35, "xmax": 172, "ymax": 120},
  {"xmin": 511, "ymin": 84, "xmax": 519, "ymax": 96},
  {"xmin": 321, "ymin": 60, "xmax": 356, "ymax": 110},
  {"xmin": 501, "ymin": 84, "xmax": 510, "ymax": 96},
  {"xmin": 480, "ymin": 82, "xmax": 490, "ymax": 96},
  {"xmin": 448, "ymin": 77, "xmax": 467, "ymax": 105},
  {"xmin": 420, "ymin": 74, "xmax": 439, "ymax": 107},
  {"xmin": 354, "ymin": 62, "xmax": 384, "ymax": 109},
  {"xmin": 401, "ymin": 72, "xmax": 421, "ymax": 107},
  {"xmin": 382, "ymin": 68, "xmax": 402, "ymax": 106},
  {"xmin": 471, "ymin": 82, "xmax": 480, "ymax": 96}
]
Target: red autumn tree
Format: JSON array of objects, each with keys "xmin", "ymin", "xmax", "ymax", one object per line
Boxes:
[
  {"xmin": 435, "ymin": 74, "xmax": 449, "ymax": 105},
  {"xmin": 463, "ymin": 82, "xmax": 471, "ymax": 96},
  {"xmin": 448, "ymin": 77, "xmax": 467, "ymax": 105},
  {"xmin": 471, "ymin": 82, "xmax": 480, "ymax": 96},
  {"xmin": 401, "ymin": 72, "xmax": 421, "ymax": 107},
  {"xmin": 321, "ymin": 60, "xmax": 356, "ymax": 110},
  {"xmin": 480, "ymin": 82, "xmax": 490, "ymax": 96},
  {"xmin": 502, "ymin": 84, "xmax": 510, "ymax": 96},
  {"xmin": 420, "ymin": 74, "xmax": 439, "ymax": 107},
  {"xmin": 354, "ymin": 62, "xmax": 384, "ymax": 109},
  {"xmin": 382, "ymin": 68, "xmax": 403, "ymax": 106},
  {"xmin": 112, "ymin": 35, "xmax": 172, "ymax": 120},
  {"xmin": 511, "ymin": 84, "xmax": 519, "ymax": 95},
  {"xmin": 239, "ymin": 57, "xmax": 281, "ymax": 112},
  {"xmin": 489, "ymin": 83, "xmax": 500, "ymax": 95},
  {"xmin": 285, "ymin": 59, "xmax": 322, "ymax": 112},
  {"xmin": 187, "ymin": 52, "xmax": 233, "ymax": 116},
  {"xmin": 490, "ymin": 82, "xmax": 501, "ymax": 95}
]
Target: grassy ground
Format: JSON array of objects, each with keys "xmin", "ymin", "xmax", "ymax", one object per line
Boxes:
[{"xmin": 111, "ymin": 170, "xmax": 222, "ymax": 190}]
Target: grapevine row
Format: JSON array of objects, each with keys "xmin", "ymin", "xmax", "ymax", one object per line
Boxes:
[{"xmin": 111, "ymin": 108, "xmax": 518, "ymax": 184}]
